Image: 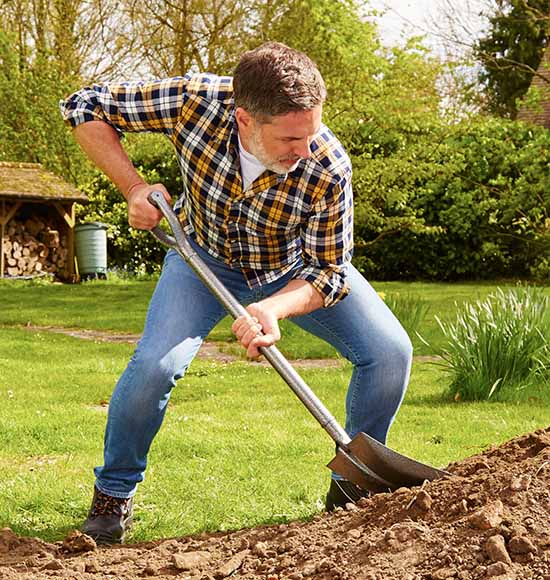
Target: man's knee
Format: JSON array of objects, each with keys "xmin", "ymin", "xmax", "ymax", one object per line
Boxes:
[
  {"xmin": 390, "ymin": 330, "xmax": 413, "ymax": 368},
  {"xmin": 354, "ymin": 326, "xmax": 412, "ymax": 371},
  {"xmin": 111, "ymin": 352, "xmax": 181, "ymax": 420},
  {"xmin": 126, "ymin": 348, "xmax": 184, "ymax": 391}
]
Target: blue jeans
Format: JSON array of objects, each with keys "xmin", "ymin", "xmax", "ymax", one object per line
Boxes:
[{"xmin": 95, "ymin": 241, "xmax": 412, "ymax": 498}]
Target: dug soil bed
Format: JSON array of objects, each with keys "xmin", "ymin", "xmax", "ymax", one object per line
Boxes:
[{"xmin": 1, "ymin": 428, "xmax": 549, "ymax": 580}]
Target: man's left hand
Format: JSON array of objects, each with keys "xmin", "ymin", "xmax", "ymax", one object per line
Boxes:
[{"xmin": 231, "ymin": 302, "xmax": 281, "ymax": 358}]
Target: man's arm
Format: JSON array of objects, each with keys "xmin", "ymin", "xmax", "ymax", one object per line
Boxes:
[
  {"xmin": 60, "ymin": 78, "xmax": 189, "ymax": 228},
  {"xmin": 232, "ymin": 174, "xmax": 353, "ymax": 358},
  {"xmin": 74, "ymin": 121, "xmax": 143, "ymax": 198},
  {"xmin": 73, "ymin": 121, "xmax": 171, "ymax": 229},
  {"xmin": 231, "ymin": 279, "xmax": 323, "ymax": 358}
]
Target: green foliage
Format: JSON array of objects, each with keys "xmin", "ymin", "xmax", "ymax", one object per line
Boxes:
[
  {"xmin": 435, "ymin": 287, "xmax": 550, "ymax": 401},
  {"xmin": 4, "ymin": 0, "xmax": 550, "ymax": 283},
  {"xmin": 76, "ymin": 134, "xmax": 182, "ymax": 273},
  {"xmin": 354, "ymin": 117, "xmax": 550, "ymax": 280},
  {"xmin": 269, "ymin": 1, "xmax": 443, "ymax": 150},
  {"xmin": 268, "ymin": 0, "xmax": 382, "ymax": 110},
  {"xmin": 0, "ymin": 31, "xmax": 87, "ymax": 181},
  {"xmin": 474, "ymin": 0, "xmax": 550, "ymax": 118}
]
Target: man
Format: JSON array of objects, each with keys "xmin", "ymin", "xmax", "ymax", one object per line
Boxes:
[{"xmin": 60, "ymin": 42, "xmax": 412, "ymax": 545}]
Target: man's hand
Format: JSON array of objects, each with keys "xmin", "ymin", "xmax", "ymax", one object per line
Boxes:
[
  {"xmin": 231, "ymin": 302, "xmax": 281, "ymax": 358},
  {"xmin": 231, "ymin": 280, "xmax": 323, "ymax": 358},
  {"xmin": 126, "ymin": 183, "xmax": 172, "ymax": 230}
]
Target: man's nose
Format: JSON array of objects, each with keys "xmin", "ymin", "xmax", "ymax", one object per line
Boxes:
[{"xmin": 294, "ymin": 137, "xmax": 312, "ymax": 159}]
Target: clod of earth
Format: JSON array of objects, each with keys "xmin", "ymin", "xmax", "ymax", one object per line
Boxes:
[{"xmin": 0, "ymin": 428, "xmax": 549, "ymax": 580}]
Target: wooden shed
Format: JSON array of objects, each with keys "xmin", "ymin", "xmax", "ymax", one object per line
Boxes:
[
  {"xmin": 517, "ymin": 49, "xmax": 550, "ymax": 127},
  {"xmin": 0, "ymin": 162, "xmax": 88, "ymax": 280}
]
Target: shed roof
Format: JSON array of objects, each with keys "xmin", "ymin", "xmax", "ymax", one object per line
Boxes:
[
  {"xmin": 0, "ymin": 162, "xmax": 88, "ymax": 202},
  {"xmin": 517, "ymin": 49, "xmax": 550, "ymax": 128}
]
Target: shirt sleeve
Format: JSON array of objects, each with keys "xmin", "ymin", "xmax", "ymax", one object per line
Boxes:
[
  {"xmin": 296, "ymin": 175, "xmax": 354, "ymax": 308},
  {"xmin": 59, "ymin": 76, "xmax": 190, "ymax": 136}
]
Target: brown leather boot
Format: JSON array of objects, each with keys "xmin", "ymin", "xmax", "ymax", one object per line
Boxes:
[{"xmin": 81, "ymin": 487, "xmax": 134, "ymax": 545}]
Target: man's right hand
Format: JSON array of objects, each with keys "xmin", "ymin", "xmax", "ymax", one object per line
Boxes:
[{"xmin": 126, "ymin": 183, "xmax": 172, "ymax": 230}]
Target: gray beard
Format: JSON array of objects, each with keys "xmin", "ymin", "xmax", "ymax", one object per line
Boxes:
[{"xmin": 249, "ymin": 131, "xmax": 301, "ymax": 174}]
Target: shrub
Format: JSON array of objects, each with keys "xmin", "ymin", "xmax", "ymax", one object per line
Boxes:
[
  {"xmin": 435, "ymin": 286, "xmax": 550, "ymax": 401},
  {"xmin": 353, "ymin": 118, "xmax": 550, "ymax": 281},
  {"xmin": 76, "ymin": 134, "xmax": 182, "ymax": 273}
]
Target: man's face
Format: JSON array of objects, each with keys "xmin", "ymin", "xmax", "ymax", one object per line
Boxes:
[{"xmin": 239, "ymin": 106, "xmax": 323, "ymax": 174}]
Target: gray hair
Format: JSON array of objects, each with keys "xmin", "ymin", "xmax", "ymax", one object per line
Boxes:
[{"xmin": 233, "ymin": 42, "xmax": 326, "ymax": 121}]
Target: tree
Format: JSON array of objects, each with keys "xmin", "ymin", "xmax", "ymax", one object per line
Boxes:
[
  {"xmin": 0, "ymin": 31, "xmax": 89, "ymax": 181},
  {"xmin": 112, "ymin": 0, "xmax": 292, "ymax": 77},
  {"xmin": 0, "ymin": 0, "xmax": 127, "ymax": 179},
  {"xmin": 268, "ymin": 0, "xmax": 444, "ymax": 245},
  {"xmin": 474, "ymin": 0, "xmax": 550, "ymax": 117}
]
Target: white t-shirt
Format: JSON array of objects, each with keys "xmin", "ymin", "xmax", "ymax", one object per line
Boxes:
[{"xmin": 238, "ymin": 134, "xmax": 266, "ymax": 190}]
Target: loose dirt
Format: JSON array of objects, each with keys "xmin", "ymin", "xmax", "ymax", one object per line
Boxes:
[{"xmin": 1, "ymin": 428, "xmax": 549, "ymax": 580}]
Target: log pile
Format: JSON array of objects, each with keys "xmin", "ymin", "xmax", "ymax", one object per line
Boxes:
[{"xmin": 2, "ymin": 217, "xmax": 68, "ymax": 277}]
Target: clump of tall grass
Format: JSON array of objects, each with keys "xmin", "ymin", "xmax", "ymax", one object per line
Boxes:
[
  {"xmin": 382, "ymin": 292, "xmax": 430, "ymax": 339},
  {"xmin": 435, "ymin": 286, "xmax": 550, "ymax": 401}
]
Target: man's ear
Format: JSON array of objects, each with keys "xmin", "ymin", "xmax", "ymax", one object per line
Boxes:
[{"xmin": 235, "ymin": 107, "xmax": 253, "ymax": 129}]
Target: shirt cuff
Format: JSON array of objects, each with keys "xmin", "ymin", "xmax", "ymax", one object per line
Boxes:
[
  {"xmin": 59, "ymin": 90, "xmax": 122, "ymax": 135},
  {"xmin": 59, "ymin": 93, "xmax": 104, "ymax": 127},
  {"xmin": 296, "ymin": 265, "xmax": 350, "ymax": 308}
]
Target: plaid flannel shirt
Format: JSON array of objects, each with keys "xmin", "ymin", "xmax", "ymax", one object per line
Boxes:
[{"xmin": 60, "ymin": 73, "xmax": 354, "ymax": 307}]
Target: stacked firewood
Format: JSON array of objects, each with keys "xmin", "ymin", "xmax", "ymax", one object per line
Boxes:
[{"xmin": 2, "ymin": 217, "xmax": 68, "ymax": 277}]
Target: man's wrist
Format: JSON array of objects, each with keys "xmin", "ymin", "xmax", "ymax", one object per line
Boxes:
[
  {"xmin": 261, "ymin": 280, "xmax": 323, "ymax": 319},
  {"xmin": 124, "ymin": 181, "xmax": 147, "ymax": 200}
]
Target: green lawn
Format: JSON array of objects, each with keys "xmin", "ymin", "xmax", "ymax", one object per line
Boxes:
[
  {"xmin": 0, "ymin": 279, "xmax": 548, "ymax": 543},
  {"xmin": 0, "ymin": 277, "xmax": 537, "ymax": 357}
]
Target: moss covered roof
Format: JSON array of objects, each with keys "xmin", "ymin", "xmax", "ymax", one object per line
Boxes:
[
  {"xmin": 0, "ymin": 162, "xmax": 88, "ymax": 202},
  {"xmin": 517, "ymin": 49, "xmax": 550, "ymax": 128}
]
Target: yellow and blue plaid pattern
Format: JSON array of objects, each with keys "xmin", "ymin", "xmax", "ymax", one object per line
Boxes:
[{"xmin": 60, "ymin": 73, "xmax": 354, "ymax": 306}]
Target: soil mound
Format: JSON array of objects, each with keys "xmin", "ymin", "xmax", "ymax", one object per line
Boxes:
[{"xmin": 1, "ymin": 428, "xmax": 549, "ymax": 580}]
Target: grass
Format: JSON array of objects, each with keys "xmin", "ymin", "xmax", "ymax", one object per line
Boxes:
[
  {"xmin": 0, "ymin": 278, "xmax": 154, "ymax": 333},
  {"xmin": 0, "ymin": 278, "xmax": 549, "ymax": 543},
  {"xmin": 381, "ymin": 291, "xmax": 430, "ymax": 342},
  {"xmin": 1, "ymin": 277, "xmax": 541, "ymax": 357}
]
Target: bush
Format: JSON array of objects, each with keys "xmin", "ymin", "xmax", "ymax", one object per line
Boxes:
[
  {"xmin": 434, "ymin": 286, "xmax": 550, "ymax": 401},
  {"xmin": 353, "ymin": 118, "xmax": 550, "ymax": 281}
]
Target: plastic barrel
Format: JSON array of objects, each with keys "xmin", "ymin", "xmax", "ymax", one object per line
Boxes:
[{"xmin": 74, "ymin": 222, "xmax": 108, "ymax": 280}]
